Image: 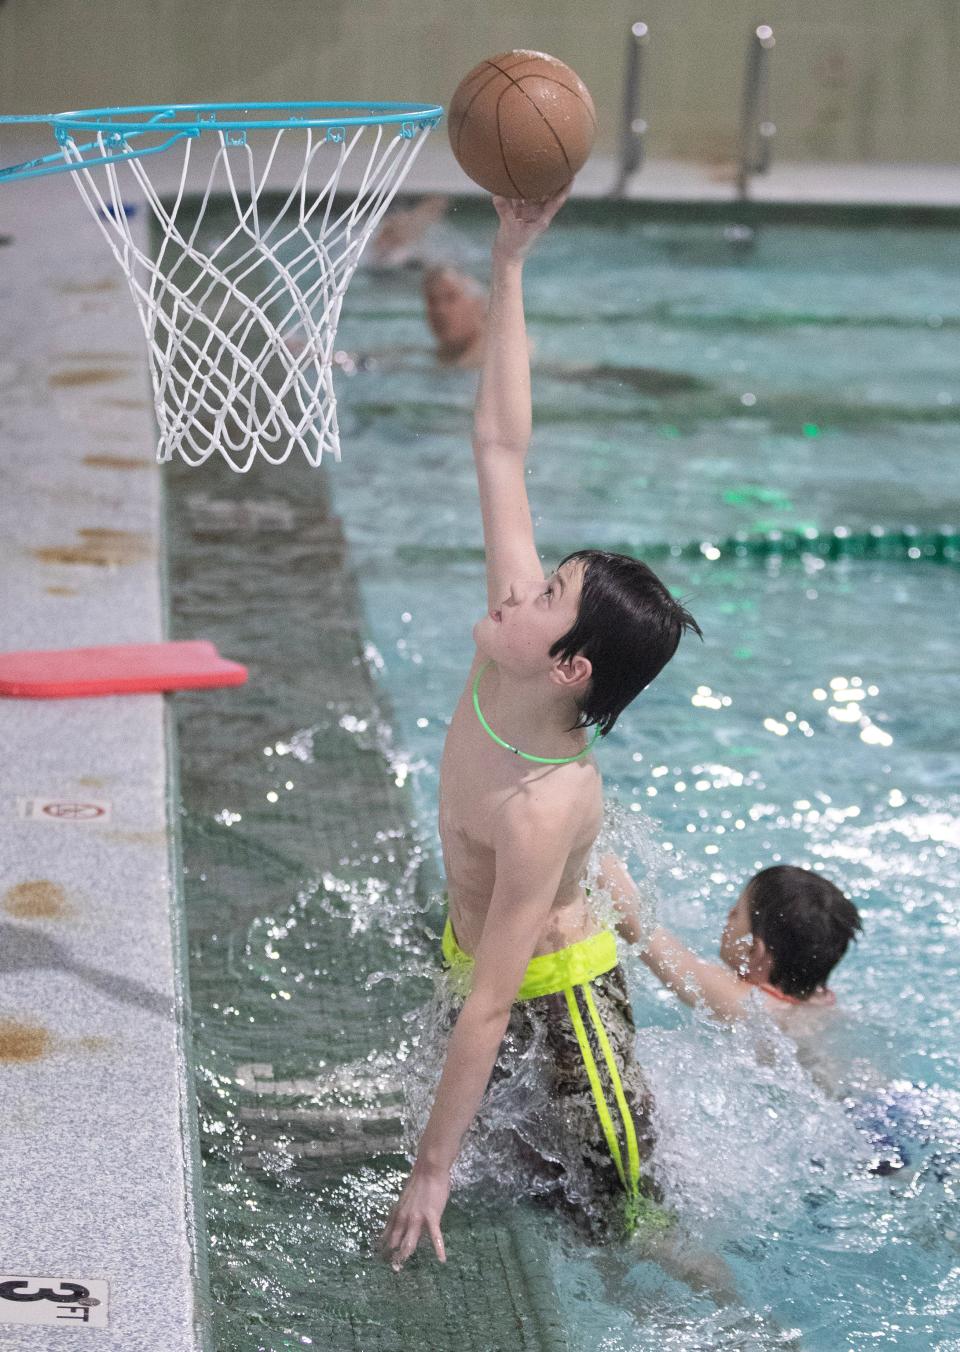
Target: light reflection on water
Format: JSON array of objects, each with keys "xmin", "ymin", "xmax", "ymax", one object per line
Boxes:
[{"xmin": 181, "ymin": 218, "xmax": 960, "ymax": 1350}]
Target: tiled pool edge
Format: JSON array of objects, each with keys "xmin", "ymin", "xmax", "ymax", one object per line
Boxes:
[
  {"xmin": 433, "ymin": 193, "xmax": 960, "ymax": 228},
  {"xmin": 164, "ymin": 701, "xmax": 215, "ymax": 1352},
  {"xmin": 157, "ymin": 419, "xmax": 215, "ymax": 1352}
]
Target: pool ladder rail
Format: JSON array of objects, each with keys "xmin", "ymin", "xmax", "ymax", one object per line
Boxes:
[
  {"xmin": 736, "ymin": 24, "xmax": 777, "ymax": 202},
  {"xmin": 724, "ymin": 23, "xmax": 778, "ymax": 253},
  {"xmin": 612, "ymin": 20, "xmax": 778, "ymax": 235},
  {"xmin": 613, "ymin": 21, "xmax": 650, "ymax": 197}
]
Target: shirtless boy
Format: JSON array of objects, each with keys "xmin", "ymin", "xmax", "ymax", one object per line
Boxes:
[{"xmin": 378, "ymin": 188, "xmax": 700, "ymax": 1271}]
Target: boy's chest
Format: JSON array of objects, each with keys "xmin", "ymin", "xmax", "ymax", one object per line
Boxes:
[
  {"xmin": 438, "ymin": 691, "xmax": 523, "ymax": 852},
  {"xmin": 437, "ymin": 684, "xmax": 602, "ymax": 872}
]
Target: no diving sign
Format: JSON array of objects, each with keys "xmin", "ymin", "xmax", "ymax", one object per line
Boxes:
[
  {"xmin": 0, "ymin": 1275, "xmax": 109, "ymax": 1328},
  {"xmin": 17, "ymin": 798, "xmax": 112, "ymax": 823}
]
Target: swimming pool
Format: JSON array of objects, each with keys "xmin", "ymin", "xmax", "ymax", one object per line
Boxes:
[{"xmin": 170, "ymin": 211, "xmax": 960, "ymax": 1349}]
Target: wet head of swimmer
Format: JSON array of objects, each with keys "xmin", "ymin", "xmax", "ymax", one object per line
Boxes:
[
  {"xmin": 720, "ymin": 864, "xmax": 863, "ymax": 999},
  {"xmin": 423, "ymin": 265, "xmax": 486, "ymax": 362},
  {"xmin": 473, "ymin": 551, "xmax": 703, "ymax": 738}
]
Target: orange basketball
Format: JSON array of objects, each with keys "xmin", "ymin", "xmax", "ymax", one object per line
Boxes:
[{"xmin": 448, "ymin": 50, "xmax": 597, "ymax": 200}]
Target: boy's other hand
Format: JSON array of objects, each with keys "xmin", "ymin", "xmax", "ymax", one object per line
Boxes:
[
  {"xmin": 377, "ymin": 1161, "xmax": 450, "ymax": 1271},
  {"xmin": 491, "ymin": 183, "xmax": 572, "ymax": 262}
]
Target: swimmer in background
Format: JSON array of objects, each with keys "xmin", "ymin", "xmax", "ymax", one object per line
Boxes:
[
  {"xmin": 422, "ymin": 263, "xmax": 708, "ymax": 394},
  {"xmin": 299, "ymin": 265, "xmax": 486, "ymax": 376},
  {"xmin": 423, "ymin": 264, "xmax": 488, "ymax": 368},
  {"xmin": 291, "ymin": 255, "xmax": 486, "ymax": 374}
]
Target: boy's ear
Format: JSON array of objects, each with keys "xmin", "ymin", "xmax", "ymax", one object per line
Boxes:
[{"xmin": 551, "ymin": 654, "xmax": 591, "ymax": 691}]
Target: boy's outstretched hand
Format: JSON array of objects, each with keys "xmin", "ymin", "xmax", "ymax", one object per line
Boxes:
[
  {"xmin": 377, "ymin": 1162, "xmax": 450, "ymax": 1272},
  {"xmin": 491, "ymin": 183, "xmax": 572, "ymax": 261}
]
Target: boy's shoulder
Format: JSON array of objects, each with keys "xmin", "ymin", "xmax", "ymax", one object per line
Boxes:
[
  {"xmin": 501, "ymin": 767, "xmax": 591, "ymax": 827},
  {"xmin": 747, "ymin": 982, "xmax": 839, "ymax": 1024},
  {"xmin": 492, "ymin": 763, "xmax": 602, "ymax": 861}
]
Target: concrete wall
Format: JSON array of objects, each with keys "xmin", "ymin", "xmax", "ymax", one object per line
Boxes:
[{"xmin": 0, "ymin": 0, "xmax": 957, "ymax": 164}]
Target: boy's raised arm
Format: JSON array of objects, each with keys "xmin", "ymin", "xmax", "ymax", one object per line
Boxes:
[{"xmin": 473, "ymin": 189, "xmax": 569, "ymax": 613}]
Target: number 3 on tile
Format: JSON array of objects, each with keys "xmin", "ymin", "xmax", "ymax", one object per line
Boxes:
[
  {"xmin": 0, "ymin": 1275, "xmax": 108, "ymax": 1327},
  {"xmin": 0, "ymin": 1279, "xmax": 92, "ymax": 1302}
]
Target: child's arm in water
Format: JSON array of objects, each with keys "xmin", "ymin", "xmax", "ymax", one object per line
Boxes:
[
  {"xmin": 472, "ymin": 189, "xmax": 569, "ymax": 613},
  {"xmin": 593, "ymin": 851, "xmax": 655, "ymax": 945},
  {"xmin": 595, "ymin": 853, "xmax": 751, "ymax": 1021},
  {"xmin": 640, "ymin": 927, "xmax": 753, "ymax": 1021},
  {"xmin": 379, "ymin": 793, "xmax": 578, "ymax": 1270}
]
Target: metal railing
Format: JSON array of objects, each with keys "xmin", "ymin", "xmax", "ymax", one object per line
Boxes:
[
  {"xmin": 736, "ymin": 23, "xmax": 777, "ymax": 201},
  {"xmin": 612, "ymin": 19, "xmax": 777, "ymax": 209},
  {"xmin": 613, "ymin": 21, "xmax": 650, "ymax": 197}
]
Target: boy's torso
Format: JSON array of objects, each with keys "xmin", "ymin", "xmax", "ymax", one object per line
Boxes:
[{"xmin": 439, "ymin": 654, "xmax": 604, "ymax": 958}]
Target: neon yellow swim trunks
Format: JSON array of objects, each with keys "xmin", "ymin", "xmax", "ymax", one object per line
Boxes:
[{"xmin": 442, "ymin": 916, "xmax": 667, "ymax": 1237}]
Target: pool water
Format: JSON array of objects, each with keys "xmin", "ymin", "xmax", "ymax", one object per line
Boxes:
[{"xmin": 175, "ymin": 214, "xmax": 960, "ymax": 1350}]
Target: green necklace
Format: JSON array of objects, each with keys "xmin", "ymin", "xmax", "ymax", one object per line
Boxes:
[{"xmin": 472, "ymin": 662, "xmax": 601, "ymax": 765}]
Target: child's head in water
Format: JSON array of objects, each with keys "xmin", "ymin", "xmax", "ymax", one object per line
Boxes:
[
  {"xmin": 475, "ymin": 550, "xmax": 702, "ymax": 736},
  {"xmin": 422, "ymin": 265, "xmax": 486, "ymax": 364},
  {"xmin": 721, "ymin": 864, "xmax": 863, "ymax": 998}
]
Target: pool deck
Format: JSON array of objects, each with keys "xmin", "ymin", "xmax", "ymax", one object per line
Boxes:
[
  {"xmin": 1, "ymin": 120, "xmax": 959, "ymax": 1349},
  {"xmin": 418, "ymin": 144, "xmax": 960, "ymax": 208},
  {"xmin": 0, "ymin": 172, "xmax": 208, "ymax": 1347}
]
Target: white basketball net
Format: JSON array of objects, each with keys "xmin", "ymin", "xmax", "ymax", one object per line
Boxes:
[{"xmin": 59, "ymin": 120, "xmax": 435, "ymax": 470}]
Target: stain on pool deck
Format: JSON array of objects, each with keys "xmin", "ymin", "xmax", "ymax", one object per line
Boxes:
[
  {"xmin": 83, "ymin": 453, "xmax": 151, "ymax": 470},
  {"xmin": 0, "ymin": 1018, "xmax": 52, "ymax": 1062},
  {"xmin": 3, "ymin": 880, "xmax": 72, "ymax": 920},
  {"xmin": 32, "ymin": 527, "xmax": 153, "ymax": 567},
  {"xmin": 48, "ymin": 366, "xmax": 128, "ymax": 388},
  {"xmin": 59, "ymin": 277, "xmax": 121, "ymax": 294}
]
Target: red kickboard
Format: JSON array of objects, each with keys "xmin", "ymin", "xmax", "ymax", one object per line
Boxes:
[{"xmin": 0, "ymin": 640, "xmax": 248, "ymax": 698}]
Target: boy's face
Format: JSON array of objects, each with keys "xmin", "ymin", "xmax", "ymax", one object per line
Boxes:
[
  {"xmin": 473, "ymin": 560, "xmax": 585, "ymax": 676},
  {"xmin": 424, "ymin": 273, "xmax": 484, "ymax": 348}
]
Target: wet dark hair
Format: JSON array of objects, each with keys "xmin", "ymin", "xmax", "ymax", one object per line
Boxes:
[
  {"xmin": 747, "ymin": 865, "xmax": 862, "ymax": 998},
  {"xmin": 548, "ymin": 549, "xmax": 702, "ymax": 736}
]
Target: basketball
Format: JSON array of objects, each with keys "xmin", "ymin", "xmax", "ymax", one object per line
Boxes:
[{"xmin": 448, "ymin": 50, "xmax": 597, "ymax": 200}]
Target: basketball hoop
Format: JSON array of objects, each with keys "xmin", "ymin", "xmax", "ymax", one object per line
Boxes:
[{"xmin": 0, "ymin": 102, "xmax": 442, "ymax": 470}]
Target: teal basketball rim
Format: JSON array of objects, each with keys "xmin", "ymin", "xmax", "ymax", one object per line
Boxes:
[
  {"xmin": 0, "ymin": 101, "xmax": 443, "ymax": 470},
  {"xmin": 0, "ymin": 102, "xmax": 443, "ymax": 183}
]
